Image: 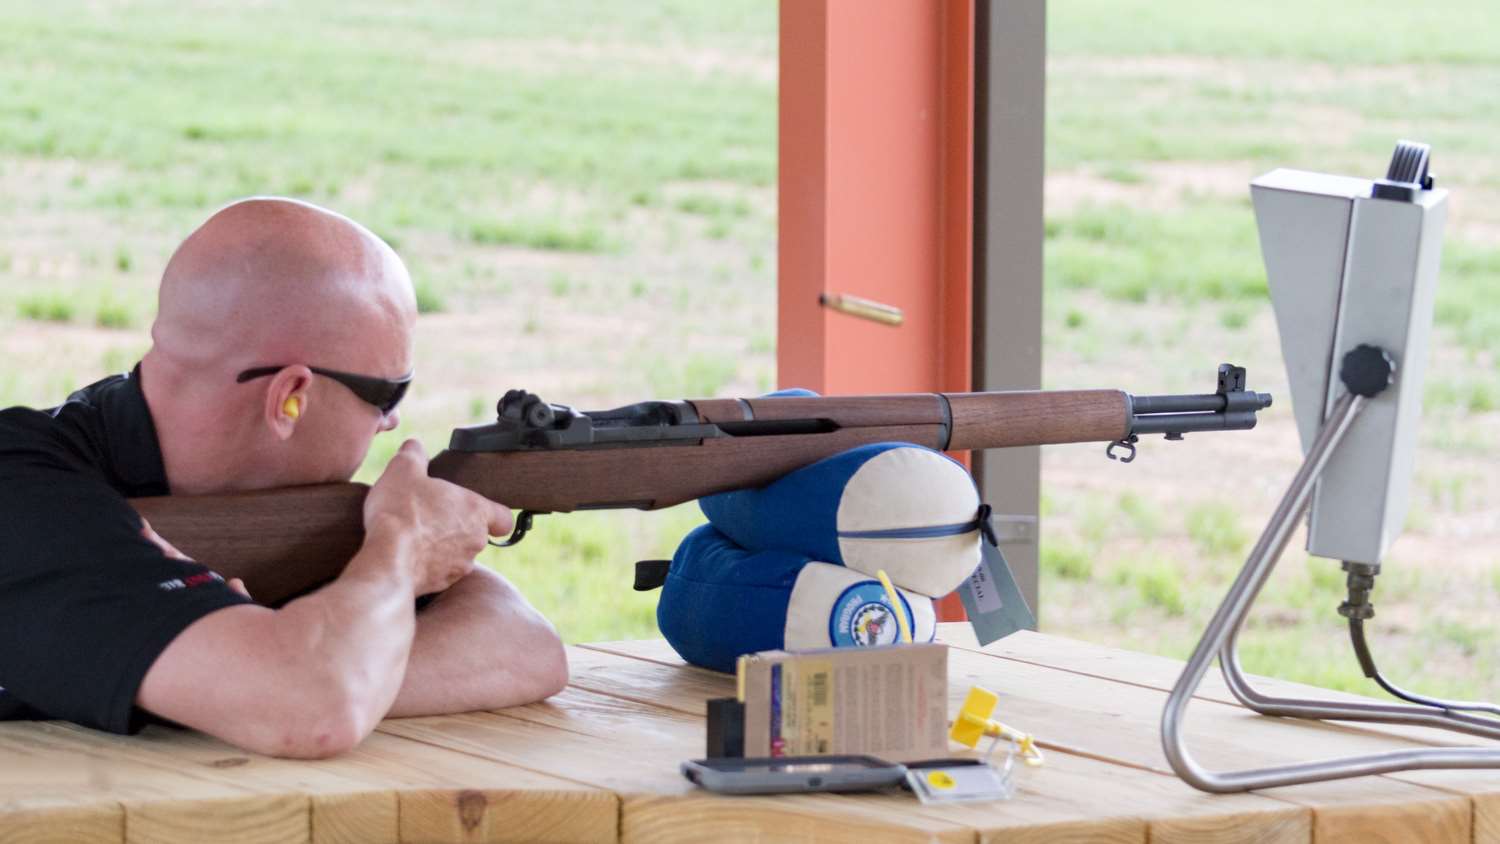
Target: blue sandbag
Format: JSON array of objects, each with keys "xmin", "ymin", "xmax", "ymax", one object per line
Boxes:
[{"xmin": 699, "ymin": 442, "xmax": 983, "ymax": 598}]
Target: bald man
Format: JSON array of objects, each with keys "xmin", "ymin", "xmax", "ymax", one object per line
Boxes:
[{"xmin": 0, "ymin": 198, "xmax": 567, "ymax": 757}]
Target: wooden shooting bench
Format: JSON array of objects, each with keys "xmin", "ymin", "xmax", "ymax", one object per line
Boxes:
[{"xmin": 5, "ymin": 624, "xmax": 1499, "ymax": 844}]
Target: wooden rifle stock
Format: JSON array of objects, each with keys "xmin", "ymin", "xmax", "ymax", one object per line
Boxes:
[
  {"xmin": 128, "ymin": 384, "xmax": 1245, "ymax": 605},
  {"xmin": 132, "ymin": 484, "xmax": 368, "ymax": 608}
]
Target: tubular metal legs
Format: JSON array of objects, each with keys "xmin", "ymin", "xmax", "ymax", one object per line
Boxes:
[{"xmin": 1162, "ymin": 392, "xmax": 1500, "ymax": 792}]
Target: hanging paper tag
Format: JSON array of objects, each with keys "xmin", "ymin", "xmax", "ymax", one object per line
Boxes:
[{"xmin": 958, "ymin": 542, "xmax": 1036, "ymax": 646}]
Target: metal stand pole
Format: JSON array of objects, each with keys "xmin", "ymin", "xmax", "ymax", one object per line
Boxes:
[{"xmin": 1162, "ymin": 392, "xmax": 1500, "ymax": 792}]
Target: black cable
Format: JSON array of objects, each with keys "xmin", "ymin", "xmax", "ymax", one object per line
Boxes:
[
  {"xmin": 1341, "ymin": 561, "xmax": 1500, "ymax": 718},
  {"xmin": 1348, "ymin": 618, "xmax": 1500, "ymax": 716}
]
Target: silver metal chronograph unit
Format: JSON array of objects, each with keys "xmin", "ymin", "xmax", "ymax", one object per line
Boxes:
[{"xmin": 1159, "ymin": 142, "xmax": 1500, "ymax": 793}]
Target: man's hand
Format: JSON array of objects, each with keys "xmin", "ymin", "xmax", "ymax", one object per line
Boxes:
[
  {"xmin": 141, "ymin": 518, "xmax": 249, "ymax": 597},
  {"xmin": 362, "ymin": 439, "xmax": 514, "ymax": 595}
]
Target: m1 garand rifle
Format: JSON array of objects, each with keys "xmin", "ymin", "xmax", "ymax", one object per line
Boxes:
[{"xmin": 130, "ymin": 364, "xmax": 1271, "ymax": 605}]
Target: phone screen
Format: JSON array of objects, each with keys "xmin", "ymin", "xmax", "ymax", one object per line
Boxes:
[
  {"xmin": 699, "ymin": 756, "xmax": 887, "ymax": 773},
  {"xmin": 685, "ymin": 755, "xmax": 906, "ymax": 795}
]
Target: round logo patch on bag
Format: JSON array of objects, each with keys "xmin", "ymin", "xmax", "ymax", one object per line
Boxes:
[{"xmin": 829, "ymin": 581, "xmax": 913, "ymax": 647}]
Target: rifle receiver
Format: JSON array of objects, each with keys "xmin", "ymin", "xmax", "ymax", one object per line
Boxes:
[
  {"xmin": 449, "ymin": 390, "xmax": 845, "ymax": 453},
  {"xmin": 449, "ymin": 390, "xmax": 725, "ymax": 452}
]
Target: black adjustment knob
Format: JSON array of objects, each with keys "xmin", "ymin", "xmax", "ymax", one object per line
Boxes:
[
  {"xmin": 522, "ymin": 395, "xmax": 555, "ymax": 428},
  {"xmin": 497, "ymin": 389, "xmax": 554, "ymax": 427},
  {"xmin": 1371, "ymin": 140, "xmax": 1433, "ymax": 202},
  {"xmin": 496, "ymin": 389, "xmax": 528, "ymax": 421},
  {"xmin": 1340, "ymin": 345, "xmax": 1396, "ymax": 398}
]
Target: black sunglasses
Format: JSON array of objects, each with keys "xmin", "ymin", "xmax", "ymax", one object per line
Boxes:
[{"xmin": 236, "ymin": 365, "xmax": 413, "ymax": 415}]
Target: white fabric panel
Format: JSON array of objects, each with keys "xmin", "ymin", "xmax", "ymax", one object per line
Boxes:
[
  {"xmin": 784, "ymin": 562, "xmax": 936, "ymax": 651},
  {"xmin": 835, "ymin": 447, "xmax": 981, "ymax": 597}
]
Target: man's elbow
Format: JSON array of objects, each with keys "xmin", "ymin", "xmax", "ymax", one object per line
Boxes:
[
  {"xmin": 263, "ymin": 717, "xmax": 364, "ymax": 759},
  {"xmin": 492, "ymin": 578, "xmax": 568, "ymax": 703},
  {"xmin": 237, "ymin": 680, "xmax": 380, "ymax": 759},
  {"xmin": 532, "ymin": 634, "xmax": 569, "ymax": 700},
  {"xmin": 504, "ymin": 617, "xmax": 568, "ymax": 705}
]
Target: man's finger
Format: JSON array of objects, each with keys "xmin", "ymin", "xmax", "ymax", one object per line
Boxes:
[
  {"xmin": 398, "ymin": 438, "xmax": 428, "ymax": 461},
  {"xmin": 227, "ymin": 578, "xmax": 251, "ymax": 598},
  {"xmin": 374, "ymin": 438, "xmax": 427, "ymax": 486},
  {"xmin": 487, "ymin": 501, "xmax": 515, "ymax": 539},
  {"xmin": 141, "ymin": 520, "xmax": 194, "ymax": 562}
]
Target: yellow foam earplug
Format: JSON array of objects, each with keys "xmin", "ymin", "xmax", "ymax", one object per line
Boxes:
[
  {"xmin": 951, "ymin": 685, "xmax": 1044, "ymax": 767},
  {"xmin": 283, "ymin": 397, "xmax": 301, "ymax": 419}
]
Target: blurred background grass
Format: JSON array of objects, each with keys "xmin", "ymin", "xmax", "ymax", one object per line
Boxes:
[{"xmin": 1, "ymin": 1, "xmax": 1496, "ymax": 697}]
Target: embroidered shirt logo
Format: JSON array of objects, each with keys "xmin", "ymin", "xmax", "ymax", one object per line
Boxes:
[{"xmin": 157, "ymin": 572, "xmax": 225, "ymax": 591}]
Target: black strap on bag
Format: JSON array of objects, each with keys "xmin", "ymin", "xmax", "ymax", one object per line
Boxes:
[{"xmin": 634, "ymin": 559, "xmax": 672, "ymax": 591}]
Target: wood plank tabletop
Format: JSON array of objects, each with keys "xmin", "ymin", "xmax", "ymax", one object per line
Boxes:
[{"xmin": 4, "ymin": 624, "xmax": 1499, "ymax": 843}]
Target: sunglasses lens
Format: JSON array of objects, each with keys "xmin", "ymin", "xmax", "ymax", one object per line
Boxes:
[{"xmin": 381, "ymin": 379, "xmax": 411, "ymax": 415}]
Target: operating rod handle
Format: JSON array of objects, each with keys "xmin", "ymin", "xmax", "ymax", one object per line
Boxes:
[
  {"xmin": 1132, "ymin": 411, "xmax": 1263, "ymax": 435},
  {"xmin": 1132, "ymin": 391, "xmax": 1274, "ymax": 415},
  {"xmin": 1128, "ymin": 388, "xmax": 1273, "ymax": 437}
]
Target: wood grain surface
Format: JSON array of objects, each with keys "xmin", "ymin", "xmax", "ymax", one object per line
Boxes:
[
  {"xmin": 569, "ymin": 644, "xmax": 1310, "ymax": 843},
  {"xmin": 129, "ymin": 483, "xmax": 367, "ymax": 606},
  {"xmin": 951, "ymin": 627, "xmax": 1500, "ymax": 844},
  {"xmin": 0, "ymin": 805, "xmax": 121, "ymax": 844},
  {"xmin": 589, "ymin": 633, "xmax": 1483, "ymax": 844},
  {"xmin": 945, "ymin": 389, "xmax": 1130, "ymax": 449},
  {"xmin": 5, "ymin": 629, "xmax": 1495, "ymax": 843}
]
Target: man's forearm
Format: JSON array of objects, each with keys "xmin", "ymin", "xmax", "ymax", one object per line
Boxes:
[
  {"xmin": 386, "ymin": 566, "xmax": 568, "ymax": 717},
  {"xmin": 271, "ymin": 519, "xmax": 423, "ymax": 734},
  {"xmin": 138, "ymin": 519, "xmax": 424, "ymax": 757}
]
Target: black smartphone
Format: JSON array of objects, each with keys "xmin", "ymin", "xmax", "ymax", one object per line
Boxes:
[{"xmin": 681, "ymin": 755, "xmax": 908, "ymax": 795}]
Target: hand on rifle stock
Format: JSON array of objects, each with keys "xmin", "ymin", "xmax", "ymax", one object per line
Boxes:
[
  {"xmin": 142, "ymin": 517, "xmax": 252, "ymax": 598},
  {"xmin": 363, "ymin": 439, "xmax": 514, "ymax": 596}
]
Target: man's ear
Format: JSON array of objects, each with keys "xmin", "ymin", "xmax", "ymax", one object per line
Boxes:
[{"xmin": 264, "ymin": 365, "xmax": 312, "ymax": 441}]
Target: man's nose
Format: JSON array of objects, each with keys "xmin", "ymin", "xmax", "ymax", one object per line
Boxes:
[{"xmin": 380, "ymin": 410, "xmax": 401, "ymax": 432}]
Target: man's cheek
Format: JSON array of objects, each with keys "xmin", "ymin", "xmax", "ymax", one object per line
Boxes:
[{"xmin": 346, "ymin": 434, "xmax": 379, "ymax": 480}]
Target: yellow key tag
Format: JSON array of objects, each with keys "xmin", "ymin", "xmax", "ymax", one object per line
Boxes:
[
  {"xmin": 906, "ymin": 762, "xmax": 1014, "ymax": 804},
  {"xmin": 926, "ymin": 771, "xmax": 956, "ymax": 790}
]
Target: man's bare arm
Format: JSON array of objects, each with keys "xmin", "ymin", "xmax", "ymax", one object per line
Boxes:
[
  {"xmin": 137, "ymin": 522, "xmax": 421, "ymax": 757},
  {"xmin": 387, "ymin": 566, "xmax": 567, "ymax": 718},
  {"xmin": 135, "ymin": 440, "xmax": 509, "ymax": 759}
]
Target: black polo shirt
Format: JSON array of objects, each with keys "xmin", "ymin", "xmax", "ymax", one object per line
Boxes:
[{"xmin": 0, "ymin": 365, "xmax": 253, "ymax": 733}]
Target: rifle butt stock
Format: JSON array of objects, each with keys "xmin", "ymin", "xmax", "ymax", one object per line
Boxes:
[{"xmin": 130, "ymin": 483, "xmax": 367, "ymax": 606}]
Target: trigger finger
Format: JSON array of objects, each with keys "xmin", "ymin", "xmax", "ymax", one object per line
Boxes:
[{"xmin": 487, "ymin": 502, "xmax": 516, "ymax": 540}]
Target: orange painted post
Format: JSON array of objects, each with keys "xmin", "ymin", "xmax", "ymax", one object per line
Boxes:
[{"xmin": 778, "ymin": 0, "xmax": 975, "ymax": 620}]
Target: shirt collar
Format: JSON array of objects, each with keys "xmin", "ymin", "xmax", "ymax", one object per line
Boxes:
[{"xmin": 77, "ymin": 364, "xmax": 170, "ymax": 497}]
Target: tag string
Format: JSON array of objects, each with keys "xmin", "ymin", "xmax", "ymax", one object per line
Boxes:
[{"xmin": 875, "ymin": 569, "xmax": 914, "ymax": 644}]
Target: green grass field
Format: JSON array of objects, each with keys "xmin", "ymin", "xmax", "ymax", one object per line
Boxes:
[
  {"xmin": 2, "ymin": 1, "xmax": 1497, "ymax": 699},
  {"xmin": 1042, "ymin": 0, "xmax": 1500, "ymax": 701}
]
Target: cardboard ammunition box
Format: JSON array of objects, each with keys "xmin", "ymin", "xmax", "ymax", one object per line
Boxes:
[{"xmin": 739, "ymin": 643, "xmax": 948, "ymax": 762}]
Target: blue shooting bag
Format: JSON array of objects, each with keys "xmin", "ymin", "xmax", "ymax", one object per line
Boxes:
[{"xmin": 656, "ymin": 439, "xmax": 990, "ymax": 672}]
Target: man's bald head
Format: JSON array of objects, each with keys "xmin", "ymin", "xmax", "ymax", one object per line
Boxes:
[
  {"xmin": 142, "ymin": 198, "xmax": 418, "ymax": 495},
  {"xmin": 153, "ymin": 198, "xmax": 415, "ymax": 376}
]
